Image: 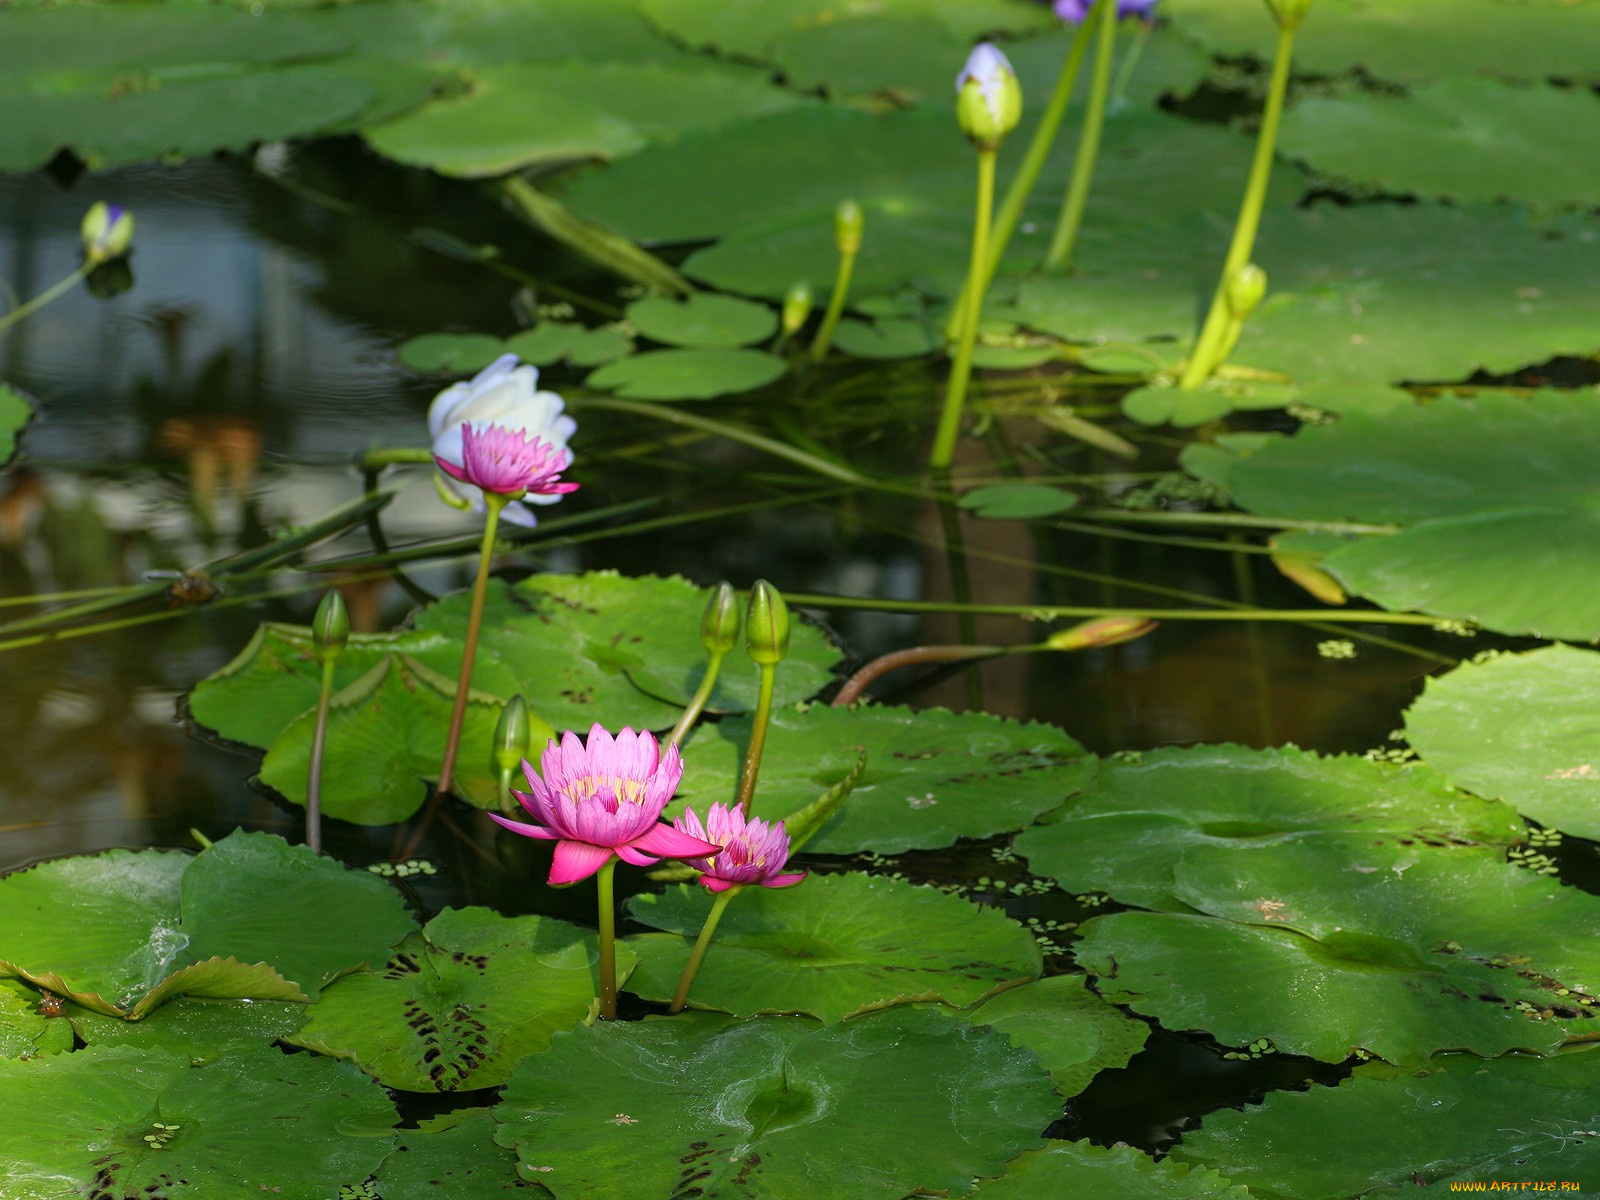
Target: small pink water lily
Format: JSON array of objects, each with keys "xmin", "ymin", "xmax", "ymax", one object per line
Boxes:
[
  {"xmin": 434, "ymin": 423, "xmax": 579, "ymax": 500},
  {"xmin": 490, "ymin": 724, "xmax": 719, "ymax": 885},
  {"xmin": 674, "ymin": 803, "xmax": 807, "ymax": 893}
]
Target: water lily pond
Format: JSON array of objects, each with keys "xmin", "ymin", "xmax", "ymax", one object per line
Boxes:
[{"xmin": 4, "ymin": 1, "xmax": 1600, "ymax": 1196}]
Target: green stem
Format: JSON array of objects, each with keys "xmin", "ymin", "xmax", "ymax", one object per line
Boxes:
[
  {"xmin": 597, "ymin": 857, "xmax": 619, "ymax": 1020},
  {"xmin": 666, "ymin": 649, "xmax": 727, "ymax": 749},
  {"xmin": 667, "ymin": 886, "xmax": 741, "ymax": 1014},
  {"xmin": 0, "ymin": 265, "xmax": 90, "ymax": 334},
  {"xmin": 1108, "ymin": 15, "xmax": 1153, "ymax": 109},
  {"xmin": 935, "ymin": 482, "xmax": 983, "ymax": 709},
  {"xmin": 929, "ymin": 147, "xmax": 997, "ymax": 471},
  {"xmin": 781, "ymin": 591, "xmax": 1451, "ymax": 625},
  {"xmin": 306, "ymin": 658, "xmax": 337, "ymax": 855},
  {"xmin": 810, "ymin": 246, "xmax": 858, "ymax": 362},
  {"xmin": 1177, "ymin": 20, "xmax": 1297, "ymax": 389},
  {"xmin": 358, "ymin": 447, "xmax": 436, "ymax": 469},
  {"xmin": 1044, "ymin": 0, "xmax": 1118, "ymax": 270},
  {"xmin": 1075, "ymin": 507, "xmax": 1395, "ymax": 535},
  {"xmin": 945, "ymin": 16, "xmax": 1097, "ymax": 342},
  {"xmin": 437, "ymin": 494, "xmax": 506, "ymax": 797},
  {"xmin": 733, "ymin": 664, "xmax": 777, "ymax": 816}
]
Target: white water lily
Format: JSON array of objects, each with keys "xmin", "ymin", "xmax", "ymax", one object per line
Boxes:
[{"xmin": 428, "ymin": 354, "xmax": 577, "ymax": 526}]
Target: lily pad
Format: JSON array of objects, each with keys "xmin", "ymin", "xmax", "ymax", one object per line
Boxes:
[
  {"xmin": 624, "ymin": 873, "xmax": 1042, "ymax": 1022},
  {"xmin": 958, "ymin": 483, "xmax": 1081, "ymax": 520},
  {"xmin": 1076, "ymin": 910, "xmax": 1579, "ymax": 1066},
  {"xmin": 625, "ymin": 293, "xmax": 777, "ymax": 348},
  {"xmin": 1013, "ymin": 745, "xmax": 1524, "ymax": 911},
  {"xmin": 586, "ymin": 347, "xmax": 787, "ymax": 400},
  {"xmin": 1405, "ymin": 645, "xmax": 1600, "ymax": 841},
  {"xmin": 832, "ymin": 315, "xmax": 943, "ymax": 359},
  {"xmin": 0, "ymin": 979, "xmax": 73, "ymax": 1060},
  {"xmin": 1172, "ymin": 1050, "xmax": 1600, "ymax": 1197},
  {"xmin": 966, "ymin": 974, "xmax": 1150, "ymax": 1097},
  {"xmin": 375, "ymin": 1109, "xmax": 534, "ymax": 1199},
  {"xmin": 493, "ymin": 1007, "xmax": 1058, "ymax": 1200},
  {"xmin": 291, "ymin": 907, "xmax": 634, "ymax": 1092},
  {"xmin": 399, "ymin": 333, "xmax": 509, "ymax": 374},
  {"xmin": 675, "ymin": 703, "xmax": 1094, "ymax": 855},
  {"xmin": 971, "ymin": 1141, "xmax": 1255, "ymax": 1200},
  {"xmin": 69, "ymin": 998, "xmax": 307, "ymax": 1065},
  {"xmin": 0, "ymin": 1044, "xmax": 396, "ymax": 1200},
  {"xmin": 0, "ymin": 385, "xmax": 34, "ymax": 468},
  {"xmin": 1280, "ymin": 79, "xmax": 1600, "ymax": 209}
]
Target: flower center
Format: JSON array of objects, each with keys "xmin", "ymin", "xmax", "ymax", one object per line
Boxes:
[{"xmin": 565, "ymin": 774, "xmax": 648, "ymax": 807}]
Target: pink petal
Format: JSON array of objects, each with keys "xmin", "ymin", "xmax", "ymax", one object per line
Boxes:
[
  {"xmin": 434, "ymin": 456, "xmax": 470, "ymax": 482},
  {"xmin": 701, "ymin": 876, "xmax": 739, "ymax": 893},
  {"xmin": 615, "ymin": 844, "xmax": 660, "ymax": 867},
  {"xmin": 762, "ymin": 871, "xmax": 808, "ymax": 889},
  {"xmin": 549, "ymin": 840, "xmax": 615, "ymax": 886},
  {"xmin": 632, "ymin": 823, "xmax": 722, "ymax": 860},
  {"xmin": 488, "ymin": 813, "xmax": 558, "ymax": 840}
]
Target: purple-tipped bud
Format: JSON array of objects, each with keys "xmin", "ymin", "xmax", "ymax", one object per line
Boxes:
[
  {"xmin": 80, "ymin": 202, "xmax": 134, "ymax": 264},
  {"xmin": 1055, "ymin": 0, "xmax": 1159, "ymax": 22},
  {"xmin": 955, "ymin": 43, "xmax": 1022, "ymax": 150}
]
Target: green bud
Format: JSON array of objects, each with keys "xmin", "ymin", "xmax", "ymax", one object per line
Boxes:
[
  {"xmin": 312, "ymin": 589, "xmax": 349, "ymax": 663},
  {"xmin": 1264, "ymin": 0, "xmax": 1314, "ymax": 29},
  {"xmin": 781, "ymin": 281, "xmax": 814, "ymax": 335},
  {"xmin": 1224, "ymin": 263, "xmax": 1267, "ymax": 321},
  {"xmin": 1045, "ymin": 614, "xmax": 1157, "ymax": 652},
  {"xmin": 955, "ymin": 43, "xmax": 1022, "ymax": 151},
  {"xmin": 701, "ymin": 581, "xmax": 741, "ymax": 656},
  {"xmin": 745, "ymin": 580, "xmax": 791, "ymax": 667},
  {"xmin": 80, "ymin": 202, "xmax": 134, "ymax": 264},
  {"xmin": 834, "ymin": 200, "xmax": 864, "ymax": 256},
  {"xmin": 492, "ymin": 695, "xmax": 532, "ymax": 777}
]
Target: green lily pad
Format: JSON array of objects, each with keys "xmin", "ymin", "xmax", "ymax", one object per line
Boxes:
[
  {"xmin": 502, "ymin": 322, "xmax": 584, "ymax": 366},
  {"xmin": 364, "ymin": 59, "xmax": 806, "ymax": 178},
  {"xmin": 69, "ymin": 998, "xmax": 307, "ymax": 1065},
  {"xmin": 674, "ymin": 703, "xmax": 1094, "ymax": 855},
  {"xmin": 493, "ymin": 1007, "xmax": 1059, "ymax": 1200},
  {"xmin": 586, "ymin": 347, "xmax": 787, "ymax": 400},
  {"xmin": 624, "ymin": 873, "xmax": 1042, "ymax": 1022},
  {"xmin": 1076, "ymin": 909, "xmax": 1579, "ymax": 1066},
  {"xmin": 1281, "ymin": 79, "xmax": 1600, "ymax": 209},
  {"xmin": 0, "ymin": 1044, "xmax": 396, "ymax": 1199},
  {"xmin": 0, "ymin": 979, "xmax": 73, "ymax": 1060},
  {"xmin": 375, "ymin": 1109, "xmax": 533, "ymax": 1199},
  {"xmin": 971, "ymin": 1141, "xmax": 1255, "ymax": 1200},
  {"xmin": 965, "ymin": 974, "xmax": 1150, "ymax": 1097},
  {"xmin": 831, "ymin": 315, "xmax": 943, "ymax": 359},
  {"xmin": 398, "ymin": 333, "xmax": 509, "ymax": 374},
  {"xmin": 1121, "ymin": 386, "xmax": 1244, "ymax": 428},
  {"xmin": 1405, "ymin": 645, "xmax": 1600, "ymax": 842},
  {"xmin": 291, "ymin": 907, "xmax": 635, "ymax": 1092},
  {"xmin": 1172, "ymin": 1050, "xmax": 1600, "ymax": 1197},
  {"xmin": 1225, "ymin": 392, "xmax": 1600, "ymax": 638},
  {"xmin": 957, "ymin": 483, "xmax": 1081, "ymax": 520},
  {"xmin": 626, "ymin": 293, "xmax": 778, "ymax": 348},
  {"xmin": 0, "ymin": 385, "xmax": 35, "ymax": 468},
  {"xmin": 566, "ymin": 326, "xmax": 635, "ymax": 366},
  {"xmin": 1013, "ymin": 745, "xmax": 1524, "ymax": 911}
]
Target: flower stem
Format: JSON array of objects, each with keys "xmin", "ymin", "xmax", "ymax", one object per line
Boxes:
[
  {"xmin": 305, "ymin": 658, "xmax": 337, "ymax": 855},
  {"xmin": 0, "ymin": 265, "xmax": 89, "ymax": 334},
  {"xmin": 666, "ymin": 648, "xmax": 727, "ymax": 750},
  {"xmin": 945, "ymin": 15, "xmax": 1096, "ymax": 342},
  {"xmin": 733, "ymin": 664, "xmax": 777, "ymax": 816},
  {"xmin": 1044, "ymin": 0, "xmax": 1118, "ymax": 271},
  {"xmin": 1177, "ymin": 19, "xmax": 1297, "ymax": 389},
  {"xmin": 437, "ymin": 493, "xmax": 506, "ymax": 797},
  {"xmin": 668, "ymin": 886, "xmax": 741, "ymax": 1014},
  {"xmin": 809, "ymin": 244, "xmax": 858, "ymax": 362},
  {"xmin": 929, "ymin": 146, "xmax": 997, "ymax": 471},
  {"xmin": 597, "ymin": 856, "xmax": 620, "ymax": 1020}
]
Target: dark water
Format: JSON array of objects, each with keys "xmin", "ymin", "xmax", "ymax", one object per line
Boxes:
[{"xmin": 0, "ymin": 145, "xmax": 1516, "ymax": 1150}]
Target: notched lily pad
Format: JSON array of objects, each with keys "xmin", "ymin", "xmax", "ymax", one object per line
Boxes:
[
  {"xmin": 965, "ymin": 974, "xmax": 1150, "ymax": 1098},
  {"xmin": 972, "ymin": 1140, "xmax": 1255, "ymax": 1199},
  {"xmin": 958, "ymin": 482, "xmax": 1080, "ymax": 520},
  {"xmin": 585, "ymin": 347, "xmax": 787, "ymax": 400},
  {"xmin": 375, "ymin": 1108, "xmax": 534, "ymax": 1198},
  {"xmin": 0, "ymin": 384, "xmax": 35, "ymax": 468},
  {"xmin": 625, "ymin": 293, "xmax": 777, "ymax": 348}
]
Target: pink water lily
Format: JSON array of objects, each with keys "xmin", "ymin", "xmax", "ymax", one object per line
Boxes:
[
  {"xmin": 674, "ymin": 803, "xmax": 807, "ymax": 893},
  {"xmin": 434, "ymin": 423, "xmax": 579, "ymax": 500},
  {"xmin": 490, "ymin": 724, "xmax": 719, "ymax": 885}
]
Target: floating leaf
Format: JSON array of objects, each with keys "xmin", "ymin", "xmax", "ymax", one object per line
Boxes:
[
  {"xmin": 291, "ymin": 907, "xmax": 633, "ymax": 1092},
  {"xmin": 972, "ymin": 1141, "xmax": 1255, "ymax": 1200},
  {"xmin": 0, "ymin": 385, "xmax": 35, "ymax": 468},
  {"xmin": 69, "ymin": 998, "xmax": 307, "ymax": 1065},
  {"xmin": 1405, "ymin": 645, "xmax": 1600, "ymax": 841},
  {"xmin": 586, "ymin": 347, "xmax": 787, "ymax": 400},
  {"xmin": 398, "ymin": 333, "xmax": 508, "ymax": 374},
  {"xmin": 375, "ymin": 1109, "xmax": 532, "ymax": 1199},
  {"xmin": 0, "ymin": 1044, "xmax": 396, "ymax": 1199},
  {"xmin": 1172, "ymin": 1050, "xmax": 1600, "ymax": 1197},
  {"xmin": 0, "ymin": 979, "xmax": 72, "ymax": 1060},
  {"xmin": 503, "ymin": 322, "xmax": 584, "ymax": 366},
  {"xmin": 832, "ymin": 316, "xmax": 943, "ymax": 359},
  {"xmin": 624, "ymin": 873, "xmax": 1042, "ymax": 1022},
  {"xmin": 675, "ymin": 704, "xmax": 1094, "ymax": 855},
  {"xmin": 493, "ymin": 1007, "xmax": 1058, "ymax": 1200},
  {"xmin": 1013, "ymin": 745, "xmax": 1523, "ymax": 911},
  {"xmin": 966, "ymin": 974, "xmax": 1150, "ymax": 1098},
  {"xmin": 625, "ymin": 293, "xmax": 777, "ymax": 348},
  {"xmin": 957, "ymin": 483, "xmax": 1080, "ymax": 520}
]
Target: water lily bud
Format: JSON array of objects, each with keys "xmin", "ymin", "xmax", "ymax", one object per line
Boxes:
[
  {"xmin": 1055, "ymin": 0, "xmax": 1160, "ymax": 22},
  {"xmin": 834, "ymin": 200, "xmax": 864, "ymax": 257},
  {"xmin": 312, "ymin": 589, "xmax": 349, "ymax": 663},
  {"xmin": 80, "ymin": 202, "xmax": 134, "ymax": 264},
  {"xmin": 1046, "ymin": 614, "xmax": 1157, "ymax": 652},
  {"xmin": 781, "ymin": 281, "xmax": 814, "ymax": 335},
  {"xmin": 1265, "ymin": 0, "xmax": 1314, "ymax": 29},
  {"xmin": 745, "ymin": 580, "xmax": 791, "ymax": 667},
  {"xmin": 701, "ymin": 581, "xmax": 741, "ymax": 656},
  {"xmin": 955, "ymin": 43, "xmax": 1022, "ymax": 151},
  {"xmin": 1224, "ymin": 263, "xmax": 1267, "ymax": 321},
  {"xmin": 492, "ymin": 695, "xmax": 532, "ymax": 778}
]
